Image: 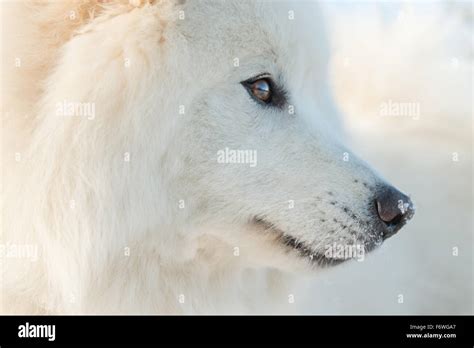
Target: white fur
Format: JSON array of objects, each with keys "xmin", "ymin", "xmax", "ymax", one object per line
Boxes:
[{"xmin": 2, "ymin": 0, "xmax": 413, "ymax": 314}]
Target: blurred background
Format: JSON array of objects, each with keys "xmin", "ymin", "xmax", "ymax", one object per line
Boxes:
[{"xmin": 298, "ymin": 0, "xmax": 472, "ymax": 314}]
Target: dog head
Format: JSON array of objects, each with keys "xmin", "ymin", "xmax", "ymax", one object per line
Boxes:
[
  {"xmin": 164, "ymin": 1, "xmax": 415, "ymax": 269},
  {"xmin": 36, "ymin": 0, "xmax": 414, "ymax": 271}
]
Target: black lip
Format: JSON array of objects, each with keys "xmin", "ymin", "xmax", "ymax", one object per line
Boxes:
[
  {"xmin": 278, "ymin": 234, "xmax": 348, "ymax": 267},
  {"xmin": 252, "ymin": 217, "xmax": 368, "ymax": 268}
]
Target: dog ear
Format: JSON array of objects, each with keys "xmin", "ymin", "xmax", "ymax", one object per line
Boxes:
[
  {"xmin": 20, "ymin": 1, "xmax": 177, "ymax": 52},
  {"xmin": 10, "ymin": 0, "xmax": 180, "ymax": 65},
  {"xmin": 2, "ymin": 0, "xmax": 179, "ymax": 120},
  {"xmin": 28, "ymin": 0, "xmax": 180, "ymax": 129}
]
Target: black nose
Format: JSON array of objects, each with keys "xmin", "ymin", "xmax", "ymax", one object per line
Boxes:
[{"xmin": 375, "ymin": 185, "xmax": 415, "ymax": 239}]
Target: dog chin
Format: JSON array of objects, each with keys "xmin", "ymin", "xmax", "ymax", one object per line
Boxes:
[{"xmin": 252, "ymin": 216, "xmax": 380, "ymax": 268}]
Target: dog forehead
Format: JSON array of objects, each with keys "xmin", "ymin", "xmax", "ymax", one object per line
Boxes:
[{"xmin": 180, "ymin": 0, "xmax": 325, "ymax": 60}]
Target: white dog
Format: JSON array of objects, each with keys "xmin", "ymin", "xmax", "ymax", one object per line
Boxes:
[{"xmin": 1, "ymin": 0, "xmax": 414, "ymax": 314}]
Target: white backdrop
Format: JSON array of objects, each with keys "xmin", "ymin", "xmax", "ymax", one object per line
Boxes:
[{"xmin": 299, "ymin": 0, "xmax": 472, "ymax": 314}]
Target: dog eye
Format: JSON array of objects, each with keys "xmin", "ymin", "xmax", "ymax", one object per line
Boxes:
[
  {"xmin": 241, "ymin": 75, "xmax": 288, "ymax": 108},
  {"xmin": 249, "ymin": 79, "xmax": 272, "ymax": 103},
  {"xmin": 242, "ymin": 76, "xmax": 274, "ymax": 104}
]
